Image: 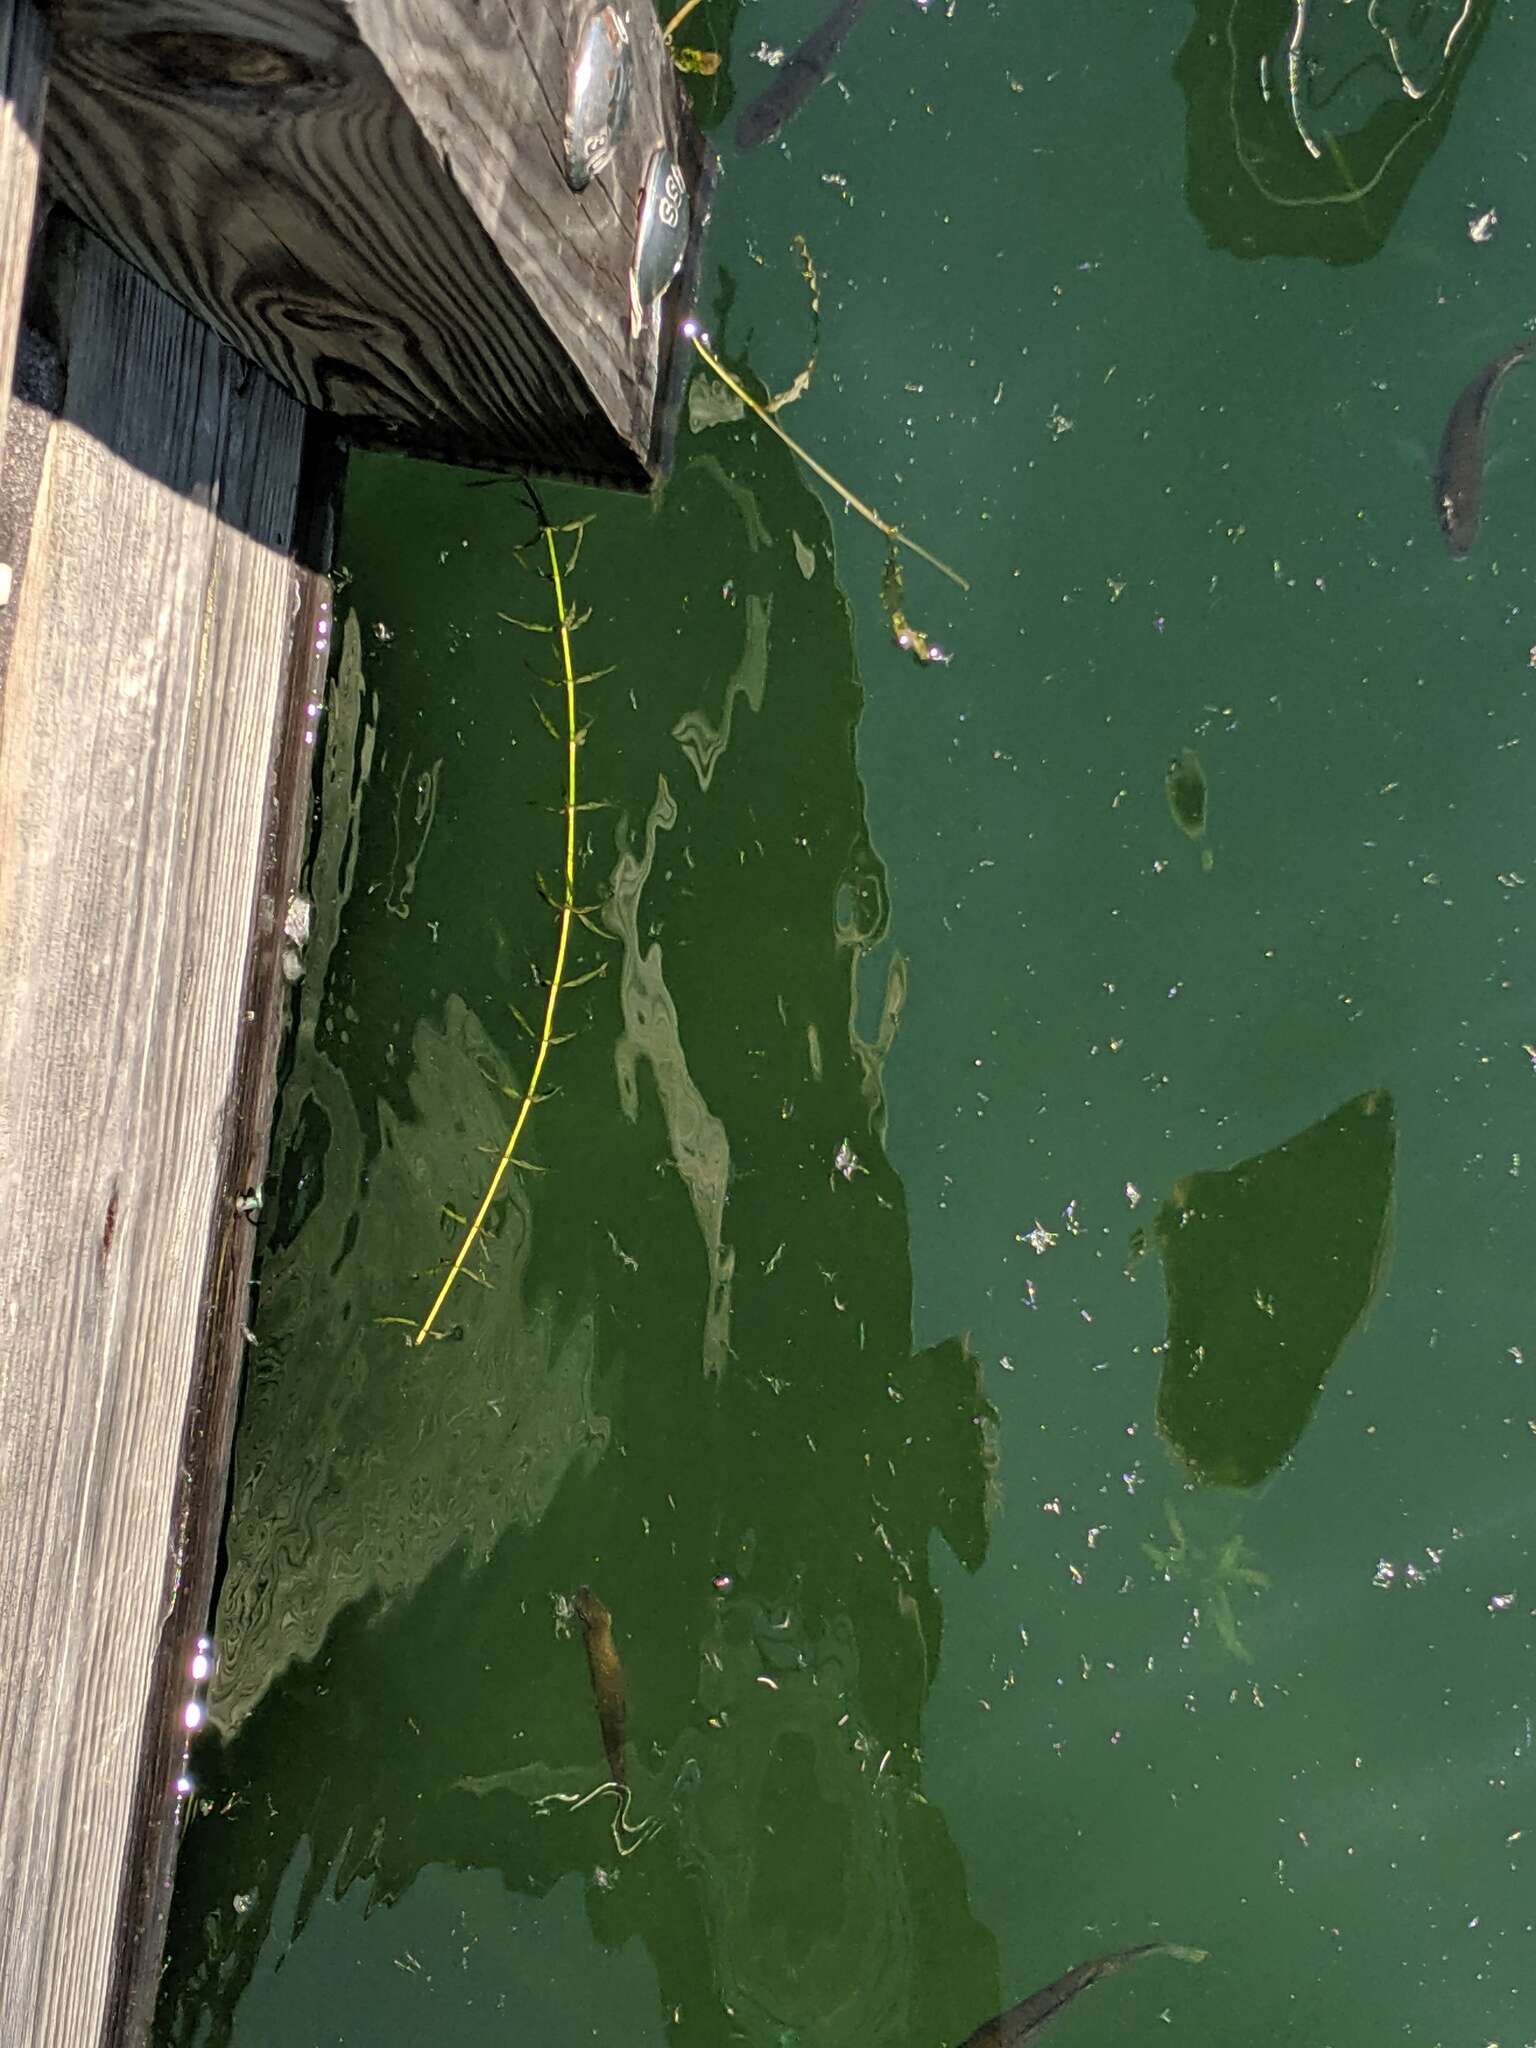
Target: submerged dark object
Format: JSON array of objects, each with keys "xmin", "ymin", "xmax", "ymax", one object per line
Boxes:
[
  {"xmin": 1174, "ymin": 0, "xmax": 1493, "ymax": 267},
  {"xmin": 956, "ymin": 1940, "xmax": 1206, "ymax": 2046},
  {"xmin": 1154, "ymin": 1089, "xmax": 1395, "ymax": 1489},
  {"xmin": 575, "ymin": 1585, "xmax": 628, "ymax": 1787},
  {"xmin": 1164, "ymin": 748, "xmax": 1208, "ymax": 838},
  {"xmin": 1435, "ymin": 340, "xmax": 1532, "ymax": 556},
  {"xmin": 734, "ymin": 0, "xmax": 871, "ymax": 150}
]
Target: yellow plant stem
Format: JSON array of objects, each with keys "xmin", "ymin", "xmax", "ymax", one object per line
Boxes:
[
  {"xmin": 414, "ymin": 522, "xmax": 579, "ymax": 1344},
  {"xmin": 685, "ymin": 329, "xmax": 969, "ymax": 592},
  {"xmin": 664, "ymin": 0, "xmax": 706, "ymax": 37}
]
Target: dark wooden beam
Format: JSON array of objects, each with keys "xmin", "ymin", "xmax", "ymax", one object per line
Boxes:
[{"xmin": 40, "ymin": 0, "xmax": 710, "ymax": 487}]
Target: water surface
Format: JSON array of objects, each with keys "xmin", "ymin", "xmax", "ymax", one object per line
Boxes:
[{"xmin": 157, "ymin": 4, "xmax": 1536, "ymax": 2043}]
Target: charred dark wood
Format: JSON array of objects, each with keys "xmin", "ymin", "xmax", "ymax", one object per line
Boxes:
[{"xmin": 40, "ymin": 0, "xmax": 708, "ymax": 486}]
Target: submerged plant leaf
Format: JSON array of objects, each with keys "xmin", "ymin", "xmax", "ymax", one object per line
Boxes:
[{"xmin": 1165, "ymin": 748, "xmax": 1208, "ymax": 837}]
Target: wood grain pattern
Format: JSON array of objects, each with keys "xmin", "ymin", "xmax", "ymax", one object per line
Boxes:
[
  {"xmin": 107, "ymin": 503, "xmax": 338, "ymax": 2048},
  {"xmin": 0, "ymin": 230, "xmax": 307, "ymax": 2048},
  {"xmin": 40, "ymin": 0, "xmax": 705, "ymax": 485}
]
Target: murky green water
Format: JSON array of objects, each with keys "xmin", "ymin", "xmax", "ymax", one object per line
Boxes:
[{"xmin": 157, "ymin": 4, "xmax": 1536, "ymax": 2043}]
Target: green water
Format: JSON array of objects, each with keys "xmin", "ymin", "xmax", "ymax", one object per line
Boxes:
[{"xmin": 157, "ymin": 4, "xmax": 1536, "ymax": 2043}]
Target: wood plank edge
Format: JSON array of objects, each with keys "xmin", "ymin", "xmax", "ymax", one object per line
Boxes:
[{"xmin": 97, "ymin": 419, "xmax": 345, "ymax": 2048}]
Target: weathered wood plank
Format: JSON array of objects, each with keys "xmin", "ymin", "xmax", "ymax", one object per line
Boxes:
[
  {"xmin": 104, "ymin": 456, "xmax": 339, "ymax": 2048},
  {"xmin": 40, "ymin": 0, "xmax": 706, "ymax": 485},
  {"xmin": 0, "ymin": 231, "xmax": 308, "ymax": 2048}
]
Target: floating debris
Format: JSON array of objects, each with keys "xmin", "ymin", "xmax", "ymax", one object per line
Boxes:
[
  {"xmin": 833, "ymin": 1139, "xmax": 864, "ymax": 1180},
  {"xmin": 881, "ymin": 545, "xmax": 951, "ymax": 665}
]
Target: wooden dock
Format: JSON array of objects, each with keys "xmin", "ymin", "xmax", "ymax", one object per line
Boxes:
[{"xmin": 0, "ymin": 4, "xmax": 708, "ymax": 2041}]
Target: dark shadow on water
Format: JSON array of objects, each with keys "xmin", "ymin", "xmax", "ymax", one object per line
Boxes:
[
  {"xmin": 152, "ymin": 370, "xmax": 1001, "ymax": 2046},
  {"xmin": 1153, "ymin": 1088, "xmax": 1397, "ymax": 1489},
  {"xmin": 1176, "ymin": 0, "xmax": 1495, "ymax": 264}
]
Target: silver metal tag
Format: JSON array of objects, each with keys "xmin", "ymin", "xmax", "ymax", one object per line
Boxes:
[
  {"xmin": 630, "ymin": 146, "xmax": 690, "ymax": 336},
  {"xmin": 564, "ymin": 7, "xmax": 632, "ymax": 192}
]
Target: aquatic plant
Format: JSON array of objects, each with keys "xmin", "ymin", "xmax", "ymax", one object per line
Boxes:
[
  {"xmin": 683, "ymin": 323, "xmax": 969, "ymax": 594},
  {"xmin": 879, "ymin": 544, "xmax": 951, "ymax": 667},
  {"xmin": 664, "ymin": 0, "xmax": 708, "ymax": 38},
  {"xmin": 409, "ymin": 496, "xmax": 608, "ymax": 1345},
  {"xmin": 1143, "ymin": 1502, "xmax": 1271, "ymax": 1663}
]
